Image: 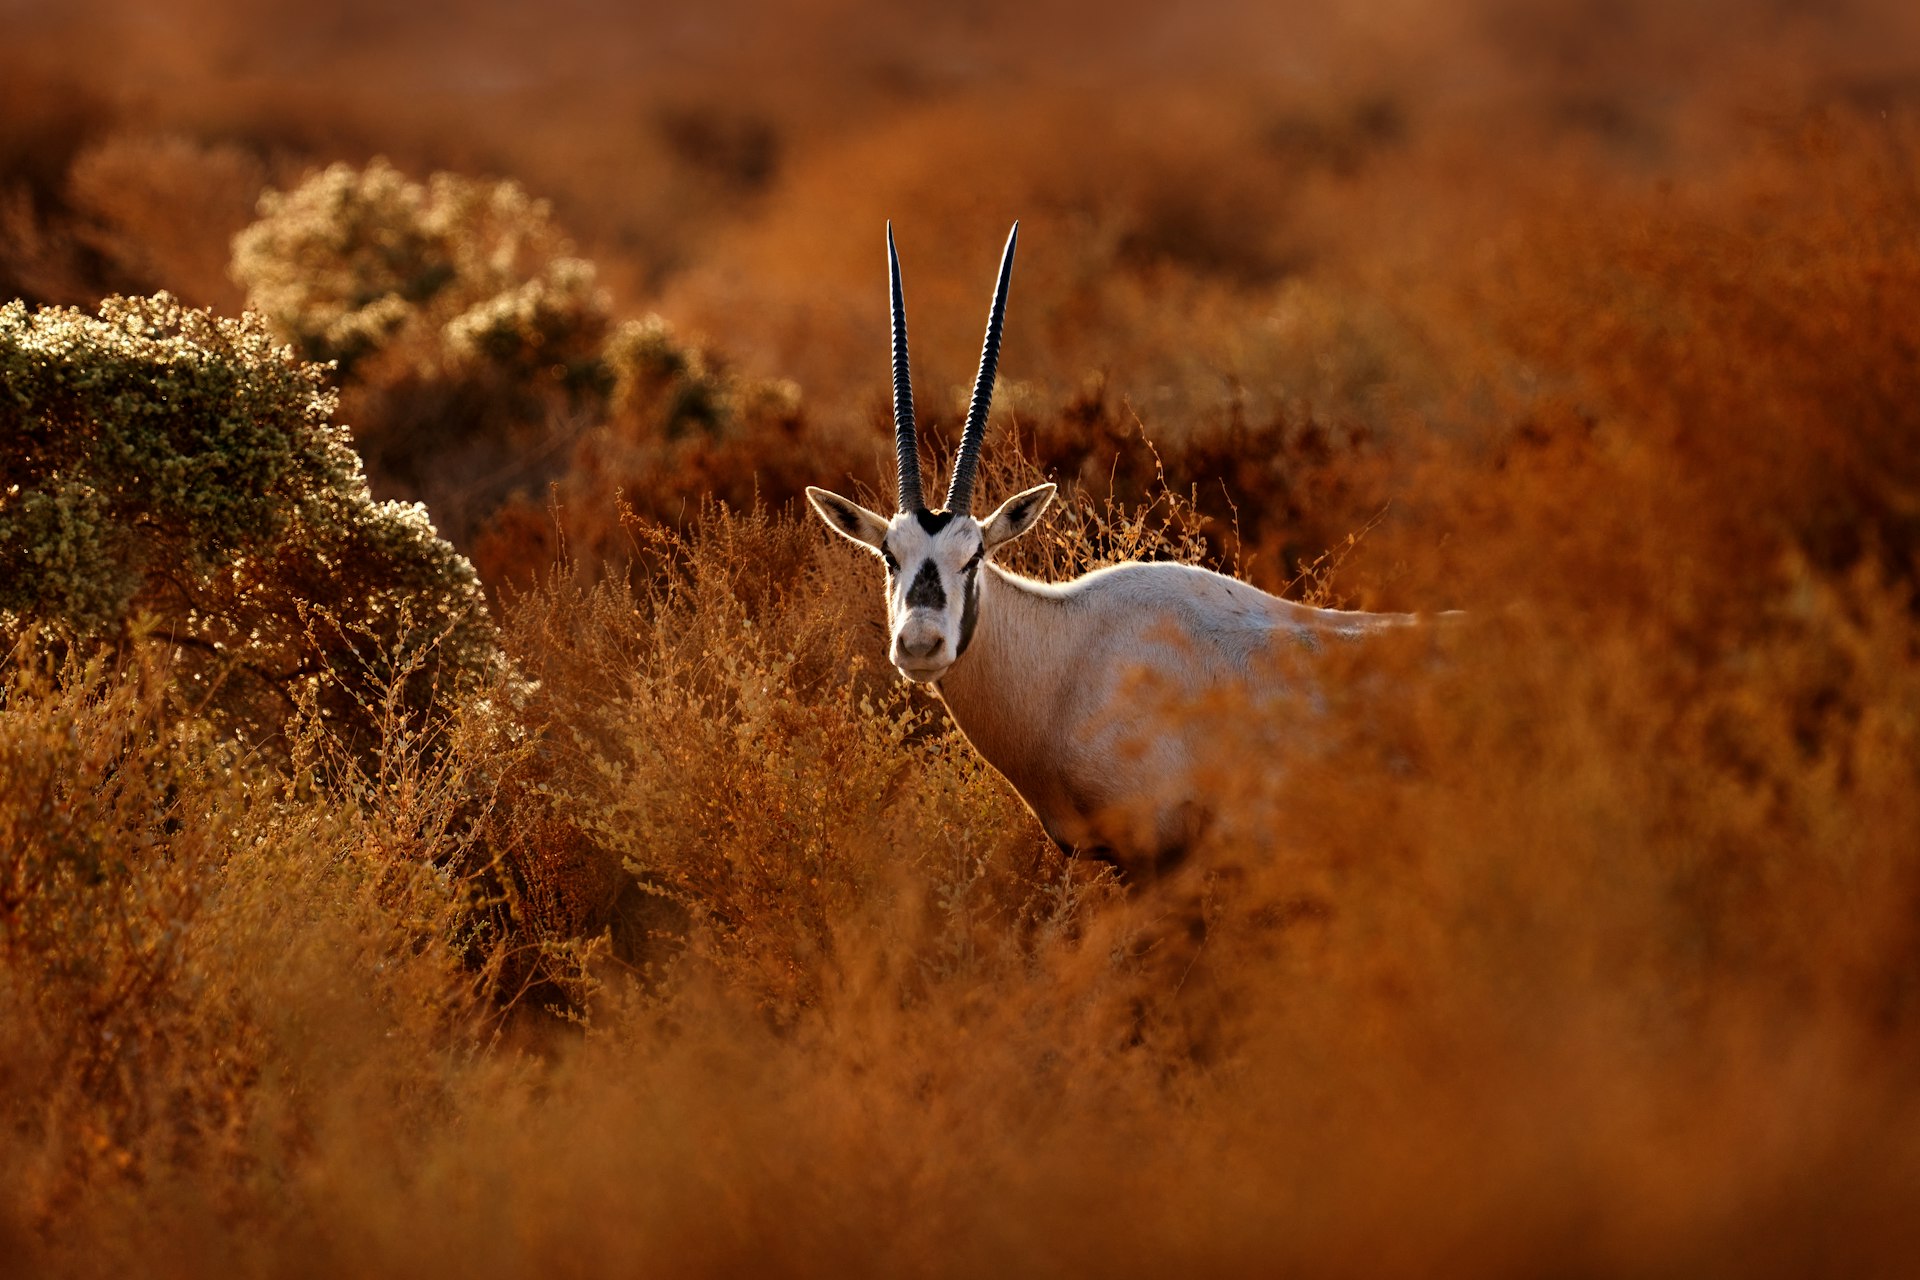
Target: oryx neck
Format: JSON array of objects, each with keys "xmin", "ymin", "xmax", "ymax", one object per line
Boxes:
[
  {"xmin": 932, "ymin": 564, "xmax": 1076, "ymax": 805},
  {"xmin": 937, "ymin": 564, "xmax": 1063, "ymax": 691}
]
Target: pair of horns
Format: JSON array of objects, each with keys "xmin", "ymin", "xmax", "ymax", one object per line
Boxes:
[{"xmin": 889, "ymin": 220, "xmax": 1017, "ymax": 514}]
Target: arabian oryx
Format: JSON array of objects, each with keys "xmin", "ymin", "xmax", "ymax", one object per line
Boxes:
[{"xmin": 808, "ymin": 224, "xmax": 1432, "ymax": 877}]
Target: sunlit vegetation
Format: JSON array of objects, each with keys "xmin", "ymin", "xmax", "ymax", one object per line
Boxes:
[
  {"xmin": 0, "ymin": 294, "xmax": 494, "ymax": 747},
  {"xmin": 3, "ymin": 0, "xmax": 1920, "ymax": 1274}
]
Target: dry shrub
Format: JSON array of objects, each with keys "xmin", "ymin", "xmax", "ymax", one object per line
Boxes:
[
  {"xmin": 66, "ymin": 134, "xmax": 265, "ymax": 311},
  {"xmin": 227, "ymin": 160, "xmax": 873, "ymax": 576},
  {"xmin": 232, "ymin": 159, "xmax": 608, "ymax": 380},
  {"xmin": 476, "ymin": 500, "xmax": 1092, "ymax": 1015},
  {"xmin": 1471, "ymin": 108, "xmax": 1920, "ymax": 590},
  {"xmin": 0, "ymin": 646, "xmax": 502, "ymax": 1253},
  {"xmin": 0, "ymin": 67, "xmax": 114, "ymax": 307},
  {"xmin": 0, "ymin": 112, "xmax": 261, "ymax": 313},
  {"xmin": 1011, "ymin": 375, "xmax": 1388, "ymax": 596},
  {"xmin": 7, "ymin": 437, "xmax": 1920, "ymax": 1275},
  {"xmin": 468, "ymin": 317, "xmax": 869, "ymax": 591},
  {"xmin": 5, "ymin": 1, "xmax": 1920, "ymax": 1274},
  {"xmin": 470, "ymin": 470, "xmax": 1223, "ymax": 1012},
  {"xmin": 15, "ymin": 476, "xmax": 1920, "ymax": 1276},
  {"xmin": 230, "ymin": 160, "xmax": 614, "ymax": 546}
]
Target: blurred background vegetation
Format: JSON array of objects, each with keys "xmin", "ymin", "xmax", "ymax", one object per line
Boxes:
[{"xmin": 3, "ymin": 0, "xmax": 1920, "ymax": 1275}]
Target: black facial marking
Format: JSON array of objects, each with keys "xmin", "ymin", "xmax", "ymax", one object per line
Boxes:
[
  {"xmin": 913, "ymin": 509, "xmax": 960, "ymax": 535},
  {"xmin": 955, "ymin": 563, "xmax": 981, "ymax": 657},
  {"xmin": 906, "ymin": 559, "xmax": 946, "ymax": 609}
]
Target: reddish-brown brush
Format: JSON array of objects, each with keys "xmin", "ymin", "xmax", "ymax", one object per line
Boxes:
[{"xmin": 4, "ymin": 1, "xmax": 1920, "ymax": 1275}]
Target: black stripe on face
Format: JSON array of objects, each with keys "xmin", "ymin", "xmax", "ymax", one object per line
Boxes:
[
  {"xmin": 955, "ymin": 561, "xmax": 981, "ymax": 657},
  {"xmin": 906, "ymin": 559, "xmax": 946, "ymax": 609},
  {"xmin": 956, "ymin": 568, "xmax": 983, "ymax": 656}
]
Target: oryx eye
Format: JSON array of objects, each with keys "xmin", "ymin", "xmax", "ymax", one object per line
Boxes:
[
  {"xmin": 963, "ymin": 550, "xmax": 984, "ymax": 574},
  {"xmin": 880, "ymin": 546, "xmax": 899, "ymax": 573}
]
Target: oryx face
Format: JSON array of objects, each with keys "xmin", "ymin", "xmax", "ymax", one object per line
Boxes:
[
  {"xmin": 807, "ymin": 485, "xmax": 1055, "ymax": 683},
  {"xmin": 879, "ymin": 510, "xmax": 983, "ymax": 682},
  {"xmin": 807, "ymin": 220, "xmax": 1050, "ymax": 684}
]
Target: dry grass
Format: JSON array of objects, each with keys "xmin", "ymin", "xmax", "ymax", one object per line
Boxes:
[
  {"xmin": 8, "ymin": 489, "xmax": 1919, "ymax": 1276},
  {"xmin": 4, "ymin": 0, "xmax": 1920, "ymax": 1274}
]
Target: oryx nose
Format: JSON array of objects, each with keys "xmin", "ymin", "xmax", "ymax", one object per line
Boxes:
[{"xmin": 899, "ymin": 634, "xmax": 944, "ymax": 660}]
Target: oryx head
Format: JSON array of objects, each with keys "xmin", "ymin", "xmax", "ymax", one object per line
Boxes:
[{"xmin": 808, "ymin": 223, "xmax": 1055, "ymax": 684}]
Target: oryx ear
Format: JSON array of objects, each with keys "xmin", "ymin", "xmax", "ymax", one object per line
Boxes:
[
  {"xmin": 981, "ymin": 483, "xmax": 1056, "ymax": 551},
  {"xmin": 806, "ymin": 487, "xmax": 891, "ymax": 552}
]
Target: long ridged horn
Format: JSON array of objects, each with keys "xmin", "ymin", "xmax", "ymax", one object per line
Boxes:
[
  {"xmin": 944, "ymin": 221, "xmax": 1018, "ymax": 513},
  {"xmin": 887, "ymin": 223, "xmax": 924, "ymax": 513}
]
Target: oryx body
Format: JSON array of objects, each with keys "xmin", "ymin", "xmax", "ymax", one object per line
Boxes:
[{"xmin": 809, "ymin": 225, "xmax": 1423, "ymax": 875}]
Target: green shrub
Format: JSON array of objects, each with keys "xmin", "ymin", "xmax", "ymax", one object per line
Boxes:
[{"xmin": 0, "ymin": 292, "xmax": 496, "ymax": 746}]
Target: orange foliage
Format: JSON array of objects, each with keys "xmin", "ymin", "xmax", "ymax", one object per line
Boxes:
[{"xmin": 4, "ymin": 1, "xmax": 1920, "ymax": 1275}]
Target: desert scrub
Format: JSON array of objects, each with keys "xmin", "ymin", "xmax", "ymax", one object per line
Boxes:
[
  {"xmin": 0, "ymin": 292, "xmax": 496, "ymax": 747},
  {"xmin": 230, "ymin": 158, "xmax": 780, "ymax": 434},
  {"xmin": 470, "ymin": 312, "xmax": 867, "ymax": 590},
  {"xmin": 231, "ymin": 158, "xmax": 610, "ymax": 383},
  {"xmin": 487, "ymin": 501, "xmax": 1085, "ymax": 1018},
  {"xmin": 601, "ymin": 313, "xmax": 734, "ymax": 438},
  {"xmin": 0, "ymin": 649, "xmax": 503, "ymax": 1230},
  {"xmin": 227, "ymin": 158, "xmax": 853, "ymax": 564},
  {"xmin": 230, "ymin": 160, "xmax": 615, "ymax": 550}
]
